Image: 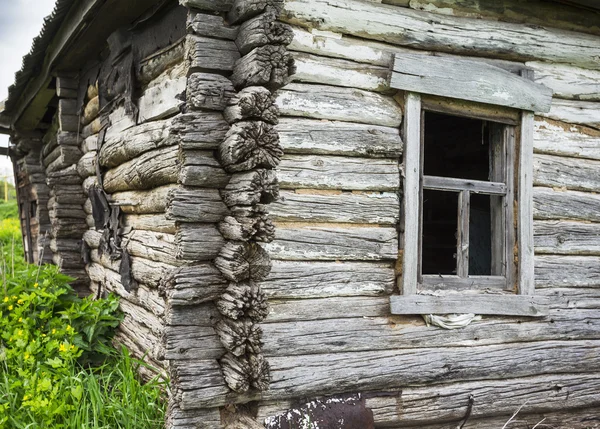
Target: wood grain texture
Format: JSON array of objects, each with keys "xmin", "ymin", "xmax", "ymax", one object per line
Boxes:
[
  {"xmin": 160, "ymin": 264, "xmax": 227, "ymax": 306},
  {"xmin": 542, "ymin": 99, "xmax": 600, "ymax": 130},
  {"xmin": 186, "ymin": 34, "xmax": 240, "ymax": 72},
  {"xmin": 535, "ymin": 255, "xmax": 600, "ymax": 288},
  {"xmin": 270, "ymin": 190, "xmax": 399, "ymax": 224},
  {"xmin": 111, "ymin": 185, "xmax": 178, "ymax": 214},
  {"xmin": 533, "ymin": 153, "xmax": 600, "ymax": 192},
  {"xmin": 166, "ymin": 188, "xmax": 229, "ymax": 223},
  {"xmin": 534, "ymin": 187, "xmax": 600, "ymax": 223},
  {"xmin": 175, "ymin": 223, "xmax": 226, "ymax": 261},
  {"xmin": 390, "ymin": 294, "xmax": 546, "ymax": 316},
  {"xmin": 138, "ymin": 76, "xmax": 186, "ymax": 124},
  {"xmin": 528, "ymin": 61, "xmax": 600, "ymax": 101},
  {"xmin": 391, "ymin": 53, "xmax": 552, "ymax": 112},
  {"xmin": 534, "ymin": 119, "xmax": 600, "ymax": 161},
  {"xmin": 186, "ymin": 73, "xmax": 236, "ymax": 111},
  {"xmin": 179, "ymin": 150, "xmax": 230, "ymax": 188},
  {"xmin": 275, "ymin": 83, "xmax": 403, "ymax": 127},
  {"xmin": 280, "ymin": 0, "xmax": 600, "ymax": 70},
  {"xmin": 263, "ymin": 225, "xmax": 398, "ymax": 261},
  {"xmin": 277, "ymin": 154, "xmax": 400, "ymax": 191},
  {"xmin": 276, "ymin": 117, "xmax": 403, "ymax": 157},
  {"xmin": 519, "ymin": 111, "xmax": 535, "ymax": 295},
  {"xmin": 534, "ymin": 220, "xmax": 600, "ymax": 256}
]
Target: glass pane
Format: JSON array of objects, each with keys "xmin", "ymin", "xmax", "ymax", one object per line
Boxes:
[
  {"xmin": 469, "ymin": 193, "xmax": 492, "ymax": 275},
  {"xmin": 423, "ymin": 111, "xmax": 490, "ymax": 181},
  {"xmin": 422, "ymin": 190, "xmax": 458, "ymax": 275}
]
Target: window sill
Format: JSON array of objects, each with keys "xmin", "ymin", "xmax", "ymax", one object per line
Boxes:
[{"xmin": 390, "ymin": 294, "xmax": 548, "ymax": 317}]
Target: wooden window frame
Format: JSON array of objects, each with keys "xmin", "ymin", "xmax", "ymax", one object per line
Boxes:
[{"xmin": 391, "ymin": 93, "xmax": 544, "ymax": 317}]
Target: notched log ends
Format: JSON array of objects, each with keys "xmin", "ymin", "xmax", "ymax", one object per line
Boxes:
[
  {"xmin": 215, "ymin": 241, "xmax": 272, "ymax": 283},
  {"xmin": 221, "ymin": 169, "xmax": 280, "ymax": 207},
  {"xmin": 219, "ymin": 353, "xmax": 271, "ymax": 393},
  {"xmin": 224, "ymin": 86, "xmax": 279, "ymax": 125},
  {"xmin": 216, "ymin": 282, "xmax": 269, "ymax": 321},
  {"xmin": 231, "ymin": 45, "xmax": 295, "ymax": 90},
  {"xmin": 215, "ymin": 318, "xmax": 264, "ymax": 357},
  {"xmin": 219, "ymin": 121, "xmax": 284, "ymax": 172}
]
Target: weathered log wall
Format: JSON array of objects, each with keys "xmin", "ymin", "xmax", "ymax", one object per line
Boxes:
[{"xmin": 158, "ymin": 1, "xmax": 600, "ymax": 428}]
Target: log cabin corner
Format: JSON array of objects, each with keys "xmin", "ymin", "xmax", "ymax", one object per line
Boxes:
[{"xmin": 1, "ymin": 0, "xmax": 600, "ymax": 427}]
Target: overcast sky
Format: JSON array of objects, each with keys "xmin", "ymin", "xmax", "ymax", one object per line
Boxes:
[{"xmin": 0, "ymin": 0, "xmax": 57, "ymax": 181}]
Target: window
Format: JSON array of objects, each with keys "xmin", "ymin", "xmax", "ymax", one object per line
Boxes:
[{"xmin": 388, "ymin": 53, "xmax": 553, "ymax": 317}]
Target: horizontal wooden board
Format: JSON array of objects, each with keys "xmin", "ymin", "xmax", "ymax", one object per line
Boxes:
[
  {"xmin": 166, "ymin": 188, "xmax": 229, "ymax": 223},
  {"xmin": 390, "ymin": 294, "xmax": 547, "ymax": 316},
  {"xmin": 291, "ymin": 51, "xmax": 390, "ymax": 92},
  {"xmin": 275, "ymin": 83, "xmax": 403, "ymax": 127},
  {"xmin": 264, "ymin": 225, "xmax": 398, "ymax": 261},
  {"xmin": 528, "ymin": 61, "xmax": 600, "ymax": 101},
  {"xmin": 534, "ymin": 119, "xmax": 600, "ymax": 161},
  {"xmin": 261, "ymin": 309, "xmax": 599, "ymax": 356},
  {"xmin": 276, "ymin": 117, "xmax": 403, "ymax": 158},
  {"xmin": 186, "ymin": 35, "xmax": 240, "ymax": 71},
  {"xmin": 277, "ymin": 154, "xmax": 400, "ymax": 191},
  {"xmin": 542, "ymin": 99, "xmax": 600, "ymax": 130},
  {"xmin": 111, "ymin": 185, "xmax": 178, "ymax": 214},
  {"xmin": 270, "ymin": 190, "xmax": 399, "ymax": 224},
  {"xmin": 533, "ymin": 187, "xmax": 600, "ymax": 222},
  {"xmin": 122, "ymin": 214, "xmax": 177, "ymax": 234},
  {"xmin": 179, "ymin": 150, "xmax": 230, "ymax": 188},
  {"xmin": 164, "ymin": 325, "xmax": 224, "ymax": 361},
  {"xmin": 391, "ymin": 53, "xmax": 552, "ymax": 112},
  {"xmin": 423, "ymin": 176, "xmax": 506, "ymax": 195},
  {"xmin": 534, "ymin": 220, "xmax": 600, "ymax": 256},
  {"xmin": 138, "ymin": 76, "xmax": 186, "ymax": 123},
  {"xmin": 535, "ymin": 255, "xmax": 600, "ymax": 288},
  {"xmin": 533, "ymin": 153, "xmax": 600, "ymax": 192},
  {"xmin": 281, "ymin": 0, "xmax": 600, "ymax": 70},
  {"xmin": 175, "ymin": 223, "xmax": 226, "ymax": 261},
  {"xmin": 263, "ymin": 260, "xmax": 396, "ymax": 299},
  {"xmin": 177, "ymin": 340, "xmax": 600, "ymax": 409}
]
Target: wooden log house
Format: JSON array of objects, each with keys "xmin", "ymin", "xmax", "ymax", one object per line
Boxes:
[{"xmin": 1, "ymin": 0, "xmax": 600, "ymax": 427}]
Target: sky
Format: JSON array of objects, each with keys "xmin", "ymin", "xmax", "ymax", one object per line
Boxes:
[{"xmin": 0, "ymin": 0, "xmax": 58, "ymax": 182}]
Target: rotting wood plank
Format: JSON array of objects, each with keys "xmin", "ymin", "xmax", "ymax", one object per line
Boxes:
[
  {"xmin": 276, "ymin": 117, "xmax": 403, "ymax": 158},
  {"xmin": 390, "ymin": 53, "xmax": 552, "ymax": 112},
  {"xmin": 271, "ymin": 190, "xmax": 399, "ymax": 224},
  {"xmin": 263, "ymin": 225, "xmax": 398, "ymax": 261},
  {"xmin": 275, "ymin": 83, "xmax": 403, "ymax": 127},
  {"xmin": 277, "ymin": 154, "xmax": 400, "ymax": 191},
  {"xmin": 122, "ymin": 214, "xmax": 177, "ymax": 234},
  {"xmin": 280, "ymin": 0, "xmax": 600, "ymax": 70}
]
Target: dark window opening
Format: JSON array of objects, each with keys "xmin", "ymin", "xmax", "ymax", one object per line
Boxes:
[
  {"xmin": 421, "ymin": 111, "xmax": 500, "ymax": 278},
  {"xmin": 30, "ymin": 200, "xmax": 37, "ymax": 219}
]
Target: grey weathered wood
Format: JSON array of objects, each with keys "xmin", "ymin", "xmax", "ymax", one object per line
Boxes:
[
  {"xmin": 260, "ymin": 309, "xmax": 600, "ymax": 357},
  {"xmin": 277, "ymin": 154, "xmax": 400, "ymax": 191},
  {"xmin": 533, "ymin": 186, "xmax": 600, "ymax": 222},
  {"xmin": 175, "ymin": 223, "xmax": 226, "ymax": 261},
  {"xmin": 122, "ymin": 214, "xmax": 177, "ymax": 234},
  {"xmin": 534, "ymin": 153, "xmax": 600, "ymax": 193},
  {"xmin": 534, "ymin": 220, "xmax": 600, "ymax": 256},
  {"xmin": 111, "ymin": 185, "xmax": 178, "ymax": 214},
  {"xmin": 219, "ymin": 121, "xmax": 283, "ymax": 172},
  {"xmin": 228, "ymin": 0, "xmax": 284, "ymax": 24},
  {"xmin": 167, "ymin": 404, "xmax": 221, "ymax": 429},
  {"xmin": 171, "ymin": 112, "xmax": 230, "ymax": 150},
  {"xmin": 103, "ymin": 146, "xmax": 179, "ymax": 193},
  {"xmin": 541, "ymin": 99, "xmax": 600, "ymax": 130},
  {"xmin": 99, "ymin": 119, "xmax": 173, "ymax": 168},
  {"xmin": 231, "ymin": 45, "xmax": 293, "ymax": 90},
  {"xmin": 221, "ymin": 169, "xmax": 279, "ymax": 207},
  {"xmin": 76, "ymin": 150, "xmax": 97, "ymax": 178},
  {"xmin": 186, "ymin": 34, "xmax": 240, "ymax": 72},
  {"xmin": 160, "ymin": 264, "xmax": 227, "ymax": 306},
  {"xmin": 280, "ymin": 0, "xmax": 600, "ymax": 70},
  {"xmin": 421, "ymin": 94, "xmax": 520, "ymax": 125},
  {"xmin": 177, "ymin": 340, "xmax": 600, "ymax": 409},
  {"xmin": 423, "ymin": 176, "xmax": 506, "ymax": 195},
  {"xmin": 180, "ymin": 0, "xmax": 233, "ymax": 11},
  {"xmin": 165, "ymin": 325, "xmax": 224, "ymax": 360},
  {"xmin": 137, "ymin": 41, "xmax": 185, "ymax": 85},
  {"xmin": 263, "ymin": 225, "xmax": 398, "ymax": 261},
  {"xmin": 528, "ymin": 61, "xmax": 600, "ymax": 101},
  {"xmin": 534, "ymin": 119, "xmax": 600, "ymax": 161},
  {"xmin": 214, "ymin": 242, "xmax": 272, "ymax": 283},
  {"xmin": 519, "ymin": 111, "xmax": 535, "ymax": 296},
  {"xmin": 420, "ymin": 275, "xmax": 508, "ymax": 291},
  {"xmin": 291, "ymin": 51, "xmax": 390, "ymax": 93},
  {"xmin": 535, "ymin": 255, "xmax": 600, "ymax": 288},
  {"xmin": 224, "ymin": 86, "xmax": 279, "ymax": 125},
  {"xmin": 363, "ymin": 373, "xmax": 600, "ymax": 427},
  {"xmin": 276, "ymin": 118, "xmax": 403, "ymax": 157},
  {"xmin": 391, "ymin": 294, "xmax": 546, "ymax": 316},
  {"xmin": 401, "ymin": 93, "xmax": 421, "ymax": 296},
  {"xmin": 187, "ymin": 11, "xmax": 239, "ymax": 40},
  {"xmin": 179, "ymin": 150, "xmax": 230, "ymax": 188},
  {"xmin": 166, "ymin": 188, "xmax": 229, "ymax": 222},
  {"xmin": 263, "ymin": 260, "xmax": 395, "ymax": 298},
  {"xmin": 124, "ymin": 230, "xmax": 181, "ymax": 266},
  {"xmin": 275, "ymin": 83, "xmax": 403, "ymax": 127},
  {"xmin": 186, "ymin": 73, "xmax": 236, "ymax": 111},
  {"xmin": 236, "ymin": 12, "xmax": 293, "ymax": 56},
  {"xmin": 81, "ymin": 96, "xmax": 99, "ymax": 127},
  {"xmin": 391, "ymin": 53, "xmax": 552, "ymax": 112},
  {"xmin": 138, "ymin": 76, "xmax": 187, "ymax": 124},
  {"xmin": 271, "ymin": 190, "xmax": 399, "ymax": 224}
]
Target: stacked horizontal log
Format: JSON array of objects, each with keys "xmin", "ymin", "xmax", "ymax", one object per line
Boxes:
[
  {"xmin": 13, "ymin": 136, "xmax": 52, "ymax": 264},
  {"xmin": 40, "ymin": 76, "xmax": 88, "ymax": 294}
]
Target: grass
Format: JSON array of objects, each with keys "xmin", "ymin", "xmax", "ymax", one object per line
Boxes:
[{"xmin": 0, "ymin": 200, "xmax": 167, "ymax": 428}]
